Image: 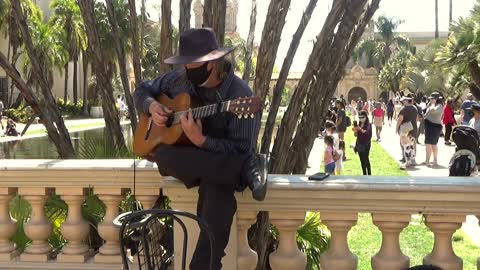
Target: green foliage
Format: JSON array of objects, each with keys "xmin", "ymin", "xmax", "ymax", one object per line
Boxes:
[
  {"xmin": 402, "ymin": 39, "xmax": 450, "ymax": 96},
  {"xmin": 4, "ymin": 106, "xmax": 33, "ymax": 123},
  {"xmin": 280, "ymin": 86, "xmax": 293, "ymax": 106},
  {"xmin": 378, "ymin": 49, "xmax": 412, "ymax": 93},
  {"xmin": 56, "ymin": 98, "xmax": 83, "ymax": 116},
  {"xmin": 296, "ymin": 212, "xmax": 329, "ymax": 270},
  {"xmin": 76, "ymin": 136, "xmax": 134, "ymax": 159}
]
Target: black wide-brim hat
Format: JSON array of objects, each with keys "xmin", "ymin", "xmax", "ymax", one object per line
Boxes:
[{"xmin": 164, "ymin": 28, "xmax": 234, "ymax": 65}]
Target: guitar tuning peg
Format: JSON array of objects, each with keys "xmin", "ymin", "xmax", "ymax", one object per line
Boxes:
[
  {"xmin": 241, "ymin": 107, "xmax": 244, "ymax": 111},
  {"xmin": 249, "ymin": 99, "xmax": 252, "ymax": 103},
  {"xmin": 237, "ymin": 114, "xmax": 242, "ymax": 119},
  {"xmin": 247, "ymin": 107, "xmax": 250, "ymax": 112},
  {"xmin": 242, "ymin": 100, "xmax": 246, "ymax": 104},
  {"xmin": 237, "ymin": 100, "xmax": 240, "ymax": 105},
  {"xmin": 250, "ymin": 113, "xmax": 254, "ymax": 118}
]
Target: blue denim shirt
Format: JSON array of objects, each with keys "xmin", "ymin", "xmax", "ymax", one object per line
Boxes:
[{"xmin": 133, "ymin": 66, "xmax": 261, "ymax": 155}]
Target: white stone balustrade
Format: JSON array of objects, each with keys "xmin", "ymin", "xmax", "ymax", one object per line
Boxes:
[{"xmin": 2, "ymin": 160, "xmax": 480, "ymax": 270}]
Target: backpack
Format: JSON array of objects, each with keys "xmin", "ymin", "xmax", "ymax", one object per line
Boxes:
[
  {"xmin": 452, "ymin": 126, "xmax": 480, "ymax": 159},
  {"xmin": 345, "ymin": 115, "xmax": 351, "ymax": 127},
  {"xmin": 449, "ymin": 151, "xmax": 475, "ymax": 176}
]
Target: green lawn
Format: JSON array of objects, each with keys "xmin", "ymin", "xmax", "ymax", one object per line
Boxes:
[
  {"xmin": 337, "ymin": 130, "xmax": 480, "ymax": 269},
  {"xmin": 341, "ymin": 129, "xmax": 408, "ymax": 176}
]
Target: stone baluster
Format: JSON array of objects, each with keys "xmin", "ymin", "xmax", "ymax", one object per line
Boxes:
[
  {"xmin": 237, "ymin": 211, "xmax": 257, "ymax": 270},
  {"xmin": 56, "ymin": 188, "xmax": 91, "ymax": 263},
  {"xmin": 136, "ymin": 194, "xmax": 159, "ymax": 209},
  {"xmin": 94, "ymin": 189, "xmax": 124, "ymax": 264},
  {"xmin": 0, "ymin": 189, "xmax": 18, "ymax": 261},
  {"xmin": 269, "ymin": 211, "xmax": 306, "ymax": 270},
  {"xmin": 371, "ymin": 213, "xmax": 410, "ymax": 270},
  {"xmin": 19, "ymin": 188, "xmax": 53, "ymax": 262},
  {"xmin": 423, "ymin": 215, "xmax": 464, "ymax": 270},
  {"xmin": 320, "ymin": 212, "xmax": 358, "ymax": 270}
]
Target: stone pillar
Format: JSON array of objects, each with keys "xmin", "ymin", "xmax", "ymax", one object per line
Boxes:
[
  {"xmin": 371, "ymin": 213, "xmax": 410, "ymax": 270},
  {"xmin": 237, "ymin": 211, "xmax": 257, "ymax": 270},
  {"xmin": 56, "ymin": 188, "xmax": 90, "ymax": 263},
  {"xmin": 19, "ymin": 188, "xmax": 53, "ymax": 262},
  {"xmin": 423, "ymin": 215, "xmax": 464, "ymax": 270},
  {"xmin": 269, "ymin": 211, "xmax": 306, "ymax": 270},
  {"xmin": 94, "ymin": 194, "xmax": 123, "ymax": 264},
  {"xmin": 0, "ymin": 191, "xmax": 18, "ymax": 261},
  {"xmin": 320, "ymin": 212, "xmax": 358, "ymax": 270}
]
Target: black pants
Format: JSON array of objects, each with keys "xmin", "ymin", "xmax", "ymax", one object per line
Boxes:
[
  {"xmin": 357, "ymin": 144, "xmax": 371, "ymax": 175},
  {"xmin": 445, "ymin": 124, "xmax": 453, "ymax": 142},
  {"xmin": 153, "ymin": 144, "xmax": 248, "ymax": 270}
]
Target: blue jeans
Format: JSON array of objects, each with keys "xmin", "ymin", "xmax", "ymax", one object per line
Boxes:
[{"xmin": 325, "ymin": 162, "xmax": 335, "ymax": 174}]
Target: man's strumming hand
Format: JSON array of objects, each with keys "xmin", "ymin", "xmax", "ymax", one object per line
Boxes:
[
  {"xmin": 180, "ymin": 109, "xmax": 206, "ymax": 147},
  {"xmin": 149, "ymin": 101, "xmax": 173, "ymax": 127}
]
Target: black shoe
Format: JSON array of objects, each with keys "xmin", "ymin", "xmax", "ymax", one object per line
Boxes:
[
  {"xmin": 244, "ymin": 153, "xmax": 268, "ymax": 201},
  {"xmin": 399, "ymin": 158, "xmax": 406, "ymax": 163}
]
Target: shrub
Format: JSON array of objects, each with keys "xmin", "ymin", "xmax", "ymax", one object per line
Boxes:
[
  {"xmin": 56, "ymin": 98, "xmax": 83, "ymax": 116},
  {"xmin": 4, "ymin": 106, "xmax": 33, "ymax": 123}
]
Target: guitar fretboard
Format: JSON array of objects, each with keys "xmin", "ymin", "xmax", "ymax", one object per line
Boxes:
[{"xmin": 171, "ymin": 101, "xmax": 230, "ymax": 124}]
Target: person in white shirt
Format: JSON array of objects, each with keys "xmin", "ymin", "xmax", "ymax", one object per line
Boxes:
[{"xmin": 469, "ymin": 103, "xmax": 480, "ymax": 136}]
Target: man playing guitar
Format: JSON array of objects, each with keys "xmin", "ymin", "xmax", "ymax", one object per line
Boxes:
[{"xmin": 133, "ymin": 28, "xmax": 267, "ymax": 270}]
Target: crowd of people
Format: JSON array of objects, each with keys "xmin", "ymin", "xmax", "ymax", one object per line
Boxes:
[
  {"xmin": 321, "ymin": 91, "xmax": 480, "ymax": 175},
  {"xmin": 0, "ymin": 101, "xmax": 19, "ymax": 137}
]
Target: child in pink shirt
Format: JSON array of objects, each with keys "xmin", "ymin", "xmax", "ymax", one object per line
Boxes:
[
  {"xmin": 324, "ymin": 135, "xmax": 336, "ymax": 174},
  {"xmin": 372, "ymin": 103, "xmax": 385, "ymax": 141}
]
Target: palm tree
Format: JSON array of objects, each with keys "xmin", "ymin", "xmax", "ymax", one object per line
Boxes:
[
  {"xmin": 50, "ymin": 0, "xmax": 87, "ymax": 104},
  {"xmin": 179, "ymin": 0, "xmax": 192, "ymax": 33},
  {"xmin": 8, "ymin": 0, "xmax": 75, "ymax": 158},
  {"xmin": 159, "ymin": 0, "xmax": 173, "ymax": 74},
  {"xmin": 252, "ymin": 0, "xmax": 291, "ymax": 102},
  {"xmin": 128, "ymin": 0, "xmax": 142, "ymax": 87},
  {"xmin": 105, "ymin": 0, "xmax": 137, "ymax": 133},
  {"xmin": 242, "ymin": 0, "xmax": 256, "ymax": 82},
  {"xmin": 435, "ymin": 0, "xmax": 439, "ymax": 39},
  {"xmin": 437, "ymin": 2, "xmax": 480, "ymax": 99}
]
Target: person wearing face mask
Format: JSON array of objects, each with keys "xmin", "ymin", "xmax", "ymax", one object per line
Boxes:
[
  {"xmin": 353, "ymin": 110, "xmax": 372, "ymax": 175},
  {"xmin": 422, "ymin": 92, "xmax": 444, "ymax": 167},
  {"xmin": 133, "ymin": 28, "xmax": 266, "ymax": 270}
]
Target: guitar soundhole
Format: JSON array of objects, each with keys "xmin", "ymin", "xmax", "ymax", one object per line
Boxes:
[{"xmin": 166, "ymin": 114, "xmax": 174, "ymax": 128}]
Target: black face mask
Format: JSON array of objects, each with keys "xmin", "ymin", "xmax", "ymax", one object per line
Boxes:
[{"xmin": 186, "ymin": 62, "xmax": 212, "ymax": 86}]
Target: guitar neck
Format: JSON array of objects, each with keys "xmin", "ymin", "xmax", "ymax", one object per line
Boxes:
[{"xmin": 172, "ymin": 101, "xmax": 231, "ymax": 123}]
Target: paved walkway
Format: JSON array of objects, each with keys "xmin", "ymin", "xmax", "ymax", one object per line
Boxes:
[{"xmin": 377, "ymin": 121, "xmax": 480, "ymax": 246}]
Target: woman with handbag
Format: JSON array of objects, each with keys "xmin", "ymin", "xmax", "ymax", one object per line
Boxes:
[
  {"xmin": 422, "ymin": 92, "xmax": 444, "ymax": 167},
  {"xmin": 353, "ymin": 110, "xmax": 372, "ymax": 175}
]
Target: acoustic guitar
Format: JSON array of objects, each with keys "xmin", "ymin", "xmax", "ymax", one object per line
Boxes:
[{"xmin": 133, "ymin": 92, "xmax": 263, "ymax": 157}]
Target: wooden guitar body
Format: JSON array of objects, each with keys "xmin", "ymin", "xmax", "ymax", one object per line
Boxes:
[{"xmin": 133, "ymin": 93, "xmax": 193, "ymax": 157}]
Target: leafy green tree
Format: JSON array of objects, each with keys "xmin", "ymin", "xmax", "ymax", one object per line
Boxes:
[
  {"xmin": 378, "ymin": 48, "xmax": 412, "ymax": 94},
  {"xmin": 402, "ymin": 39, "xmax": 448, "ymax": 95},
  {"xmin": 50, "ymin": 0, "xmax": 87, "ymax": 104},
  {"xmin": 437, "ymin": 2, "xmax": 480, "ymax": 99}
]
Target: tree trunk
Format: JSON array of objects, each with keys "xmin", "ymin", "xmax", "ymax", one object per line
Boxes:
[
  {"xmin": 106, "ymin": 0, "xmax": 138, "ymax": 134},
  {"xmin": 252, "ymin": 0, "xmax": 291, "ymax": 102},
  {"xmin": 5, "ymin": 37, "xmax": 10, "ymax": 108},
  {"xmin": 128, "ymin": 0, "xmax": 142, "ymax": 87},
  {"xmin": 284, "ymin": 0, "xmax": 380, "ymax": 174},
  {"xmin": 9, "ymin": 45, "xmax": 18, "ymax": 107},
  {"xmin": 212, "ymin": 0, "xmax": 226, "ymax": 46},
  {"xmin": 179, "ymin": 0, "xmax": 192, "ymax": 33},
  {"xmin": 449, "ymin": 0, "xmax": 453, "ymax": 35},
  {"xmin": 140, "ymin": 0, "xmax": 146, "ymax": 57},
  {"xmin": 468, "ymin": 60, "xmax": 480, "ymax": 100},
  {"xmin": 73, "ymin": 57, "xmax": 78, "ymax": 104},
  {"xmin": 270, "ymin": 0, "xmax": 347, "ymax": 173},
  {"xmin": 203, "ymin": 0, "xmax": 213, "ymax": 27},
  {"xmin": 64, "ymin": 63, "xmax": 69, "ymax": 102},
  {"xmin": 242, "ymin": 0, "xmax": 256, "ymax": 82},
  {"xmin": 10, "ymin": 0, "xmax": 75, "ymax": 158},
  {"xmin": 260, "ymin": 0, "xmax": 318, "ymax": 155},
  {"xmin": 82, "ymin": 52, "xmax": 89, "ymax": 116},
  {"xmin": 159, "ymin": 0, "xmax": 173, "ymax": 74},
  {"xmin": 435, "ymin": 0, "xmax": 439, "ymax": 39},
  {"xmin": 78, "ymin": 0, "xmax": 126, "ymax": 150}
]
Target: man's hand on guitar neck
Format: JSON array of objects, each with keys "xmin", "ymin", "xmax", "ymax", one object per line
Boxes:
[
  {"xmin": 149, "ymin": 101, "xmax": 173, "ymax": 126},
  {"xmin": 180, "ymin": 109, "xmax": 206, "ymax": 148}
]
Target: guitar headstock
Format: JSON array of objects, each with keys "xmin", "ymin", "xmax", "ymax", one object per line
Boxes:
[{"xmin": 229, "ymin": 96, "xmax": 263, "ymax": 119}]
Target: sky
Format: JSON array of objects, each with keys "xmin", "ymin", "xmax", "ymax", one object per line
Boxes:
[{"xmin": 145, "ymin": 0, "xmax": 478, "ymax": 72}]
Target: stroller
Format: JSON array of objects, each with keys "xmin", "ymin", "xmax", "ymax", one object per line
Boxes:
[{"xmin": 449, "ymin": 126, "xmax": 480, "ymax": 176}]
